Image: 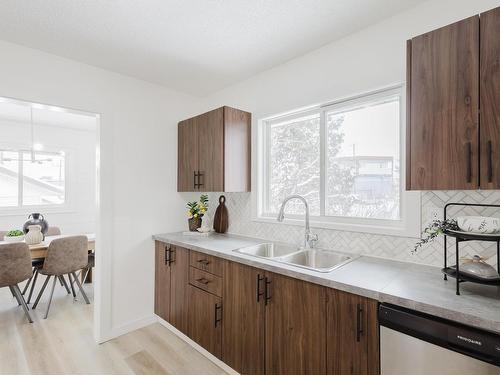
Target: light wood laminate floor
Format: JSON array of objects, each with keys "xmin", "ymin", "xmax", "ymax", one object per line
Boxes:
[{"xmin": 0, "ymin": 276, "xmax": 228, "ymax": 375}]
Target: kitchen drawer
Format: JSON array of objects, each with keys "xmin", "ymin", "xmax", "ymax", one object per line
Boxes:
[
  {"xmin": 189, "ymin": 267, "xmax": 222, "ymax": 297},
  {"xmin": 190, "ymin": 251, "xmax": 223, "ymax": 276}
]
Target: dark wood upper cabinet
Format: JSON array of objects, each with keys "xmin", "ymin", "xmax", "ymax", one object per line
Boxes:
[
  {"xmin": 169, "ymin": 245, "xmax": 189, "ymax": 334},
  {"xmin": 407, "ymin": 6, "xmax": 500, "ymax": 190},
  {"xmin": 327, "ymin": 289, "xmax": 379, "ymax": 375},
  {"xmin": 177, "ymin": 117, "xmax": 198, "ymax": 192},
  {"xmin": 222, "ymin": 261, "xmax": 265, "ymax": 375},
  {"xmin": 480, "ymin": 6, "xmax": 500, "ymax": 189},
  {"xmin": 407, "ymin": 16, "xmax": 480, "ymax": 190},
  {"xmin": 178, "ymin": 106, "xmax": 251, "ymax": 192},
  {"xmin": 154, "ymin": 241, "xmax": 171, "ymax": 321},
  {"xmin": 187, "ymin": 284, "xmax": 222, "ymax": 358},
  {"xmin": 265, "ymin": 272, "xmax": 327, "ymax": 375}
]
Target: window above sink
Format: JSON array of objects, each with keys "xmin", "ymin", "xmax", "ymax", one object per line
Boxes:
[{"xmin": 254, "ymin": 86, "xmax": 421, "ymax": 238}]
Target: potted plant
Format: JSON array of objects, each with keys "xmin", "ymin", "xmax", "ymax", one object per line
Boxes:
[
  {"xmin": 4, "ymin": 229, "xmax": 25, "ymax": 243},
  {"xmin": 187, "ymin": 194, "xmax": 209, "ymax": 231},
  {"xmin": 413, "ymin": 219, "xmax": 459, "ymax": 253}
]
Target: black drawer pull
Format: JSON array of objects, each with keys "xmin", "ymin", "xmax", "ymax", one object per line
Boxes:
[
  {"xmin": 256, "ymin": 274, "xmax": 265, "ymax": 302},
  {"xmin": 197, "ymin": 259, "xmax": 210, "ymax": 265},
  {"xmin": 488, "ymin": 140, "xmax": 493, "ymax": 183},
  {"xmin": 214, "ymin": 303, "xmax": 222, "ymax": 327},
  {"xmin": 196, "ymin": 277, "xmax": 210, "ymax": 285},
  {"xmin": 193, "ymin": 171, "xmax": 198, "ymax": 189},
  {"xmin": 356, "ymin": 303, "xmax": 364, "ymax": 342}
]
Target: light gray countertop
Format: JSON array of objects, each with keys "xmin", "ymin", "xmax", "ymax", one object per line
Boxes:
[{"xmin": 153, "ymin": 232, "xmax": 500, "ymax": 334}]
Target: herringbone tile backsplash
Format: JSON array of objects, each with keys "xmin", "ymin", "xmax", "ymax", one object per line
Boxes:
[{"xmin": 206, "ymin": 191, "xmax": 500, "ymax": 267}]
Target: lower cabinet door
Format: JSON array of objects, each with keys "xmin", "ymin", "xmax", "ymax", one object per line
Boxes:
[
  {"xmin": 154, "ymin": 241, "xmax": 171, "ymax": 321},
  {"xmin": 327, "ymin": 289, "xmax": 380, "ymax": 375},
  {"xmin": 222, "ymin": 261, "xmax": 265, "ymax": 375},
  {"xmin": 169, "ymin": 245, "xmax": 189, "ymax": 334},
  {"xmin": 265, "ymin": 272, "xmax": 327, "ymax": 375},
  {"xmin": 187, "ymin": 285, "xmax": 222, "ymax": 358}
]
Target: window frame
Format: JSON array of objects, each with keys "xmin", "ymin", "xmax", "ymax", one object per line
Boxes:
[
  {"xmin": 254, "ymin": 85, "xmax": 421, "ymax": 238},
  {"xmin": 0, "ymin": 148, "xmax": 72, "ymax": 215}
]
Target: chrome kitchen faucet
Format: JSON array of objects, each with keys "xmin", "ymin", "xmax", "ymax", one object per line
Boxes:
[{"xmin": 277, "ymin": 195, "xmax": 318, "ymax": 249}]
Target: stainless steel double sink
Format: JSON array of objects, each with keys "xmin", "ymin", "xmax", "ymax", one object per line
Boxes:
[{"xmin": 233, "ymin": 242, "xmax": 356, "ymax": 273}]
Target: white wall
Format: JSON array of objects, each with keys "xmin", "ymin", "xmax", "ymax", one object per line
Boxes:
[
  {"xmin": 0, "ymin": 39, "xmax": 200, "ymax": 340},
  {"xmin": 201, "ymin": 0, "xmax": 499, "ymax": 116},
  {"xmin": 0, "ymin": 120, "xmax": 97, "ymax": 234}
]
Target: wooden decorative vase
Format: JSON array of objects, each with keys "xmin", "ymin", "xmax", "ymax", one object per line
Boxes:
[{"xmin": 213, "ymin": 195, "xmax": 229, "ymax": 233}]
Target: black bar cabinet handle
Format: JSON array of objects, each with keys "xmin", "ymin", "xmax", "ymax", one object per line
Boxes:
[
  {"xmin": 197, "ymin": 259, "xmax": 210, "ymax": 265},
  {"xmin": 356, "ymin": 303, "xmax": 364, "ymax": 342},
  {"xmin": 196, "ymin": 278, "xmax": 210, "ymax": 285},
  {"xmin": 256, "ymin": 274, "xmax": 265, "ymax": 302},
  {"xmin": 488, "ymin": 140, "xmax": 493, "ymax": 183},
  {"xmin": 264, "ymin": 277, "xmax": 271, "ymax": 305},
  {"xmin": 164, "ymin": 245, "xmax": 171, "ymax": 266},
  {"xmin": 168, "ymin": 247, "xmax": 175, "ymax": 265},
  {"xmin": 466, "ymin": 142, "xmax": 472, "ymax": 183},
  {"xmin": 214, "ymin": 303, "xmax": 222, "ymax": 327},
  {"xmin": 197, "ymin": 171, "xmax": 204, "ymax": 188},
  {"xmin": 193, "ymin": 171, "xmax": 197, "ymax": 189}
]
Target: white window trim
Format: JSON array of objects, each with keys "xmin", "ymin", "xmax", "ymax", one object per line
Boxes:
[
  {"xmin": 252, "ymin": 84, "xmax": 421, "ymax": 238},
  {"xmin": 0, "ymin": 148, "xmax": 74, "ymax": 216}
]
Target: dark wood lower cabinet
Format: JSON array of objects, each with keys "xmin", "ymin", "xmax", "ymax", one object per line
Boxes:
[
  {"xmin": 187, "ymin": 285, "xmax": 222, "ymax": 358},
  {"xmin": 154, "ymin": 241, "xmax": 171, "ymax": 321},
  {"xmin": 327, "ymin": 289, "xmax": 379, "ymax": 375},
  {"xmin": 222, "ymin": 261, "xmax": 265, "ymax": 375},
  {"xmin": 265, "ymin": 272, "xmax": 327, "ymax": 375},
  {"xmin": 154, "ymin": 241, "xmax": 380, "ymax": 374},
  {"xmin": 169, "ymin": 245, "xmax": 189, "ymax": 334}
]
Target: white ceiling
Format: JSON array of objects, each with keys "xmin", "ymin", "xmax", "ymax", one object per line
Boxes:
[{"xmin": 0, "ymin": 0, "xmax": 425, "ymax": 96}]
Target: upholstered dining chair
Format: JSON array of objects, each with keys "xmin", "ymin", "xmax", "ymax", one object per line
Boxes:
[
  {"xmin": 23, "ymin": 226, "xmax": 71, "ymax": 299},
  {"xmin": 0, "ymin": 242, "xmax": 33, "ymax": 323},
  {"xmin": 32, "ymin": 236, "xmax": 90, "ymax": 319}
]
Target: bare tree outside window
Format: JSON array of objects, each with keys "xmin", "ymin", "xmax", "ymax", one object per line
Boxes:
[{"xmin": 263, "ymin": 88, "xmax": 401, "ymax": 223}]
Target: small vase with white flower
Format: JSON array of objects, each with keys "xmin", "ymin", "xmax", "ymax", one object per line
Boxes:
[{"xmin": 187, "ymin": 194, "xmax": 209, "ymax": 231}]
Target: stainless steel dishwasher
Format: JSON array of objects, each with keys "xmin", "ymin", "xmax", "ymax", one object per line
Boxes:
[{"xmin": 379, "ymin": 304, "xmax": 500, "ymax": 374}]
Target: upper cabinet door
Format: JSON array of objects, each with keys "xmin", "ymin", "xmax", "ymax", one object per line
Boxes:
[
  {"xmin": 178, "ymin": 117, "xmax": 198, "ymax": 192},
  {"xmin": 197, "ymin": 108, "xmax": 225, "ymax": 192},
  {"xmin": 480, "ymin": 7, "xmax": 500, "ymax": 189},
  {"xmin": 407, "ymin": 16, "xmax": 479, "ymax": 190}
]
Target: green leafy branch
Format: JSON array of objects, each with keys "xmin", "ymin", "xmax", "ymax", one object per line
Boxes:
[{"xmin": 413, "ymin": 219, "xmax": 458, "ymax": 253}]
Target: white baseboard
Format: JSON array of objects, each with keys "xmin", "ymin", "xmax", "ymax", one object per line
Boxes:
[
  {"xmin": 98, "ymin": 314, "xmax": 158, "ymax": 343},
  {"xmin": 157, "ymin": 316, "xmax": 240, "ymax": 375}
]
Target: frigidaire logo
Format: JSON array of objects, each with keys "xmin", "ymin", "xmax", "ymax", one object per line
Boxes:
[{"xmin": 457, "ymin": 335, "xmax": 482, "ymax": 346}]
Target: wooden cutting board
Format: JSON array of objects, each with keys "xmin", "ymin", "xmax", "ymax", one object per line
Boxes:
[{"xmin": 213, "ymin": 195, "xmax": 229, "ymax": 233}]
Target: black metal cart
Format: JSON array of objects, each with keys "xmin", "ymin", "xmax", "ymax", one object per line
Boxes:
[{"xmin": 442, "ymin": 202, "xmax": 500, "ymax": 295}]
